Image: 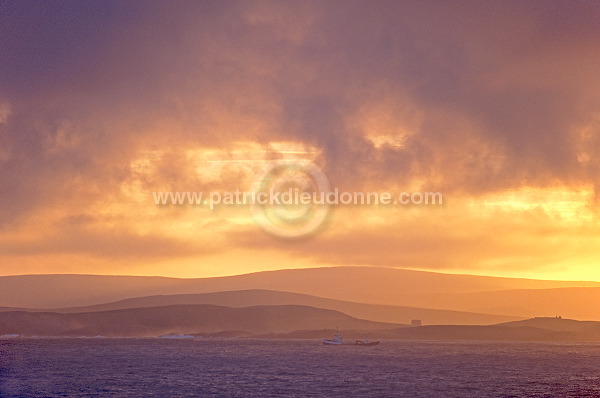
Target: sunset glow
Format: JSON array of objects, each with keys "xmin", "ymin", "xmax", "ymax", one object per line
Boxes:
[{"xmin": 0, "ymin": 1, "xmax": 598, "ymax": 281}]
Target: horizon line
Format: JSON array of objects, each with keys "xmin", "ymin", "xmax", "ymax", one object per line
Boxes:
[{"xmin": 2, "ymin": 265, "xmax": 600, "ymax": 284}]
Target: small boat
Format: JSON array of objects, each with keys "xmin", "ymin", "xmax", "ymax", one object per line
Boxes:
[
  {"xmin": 323, "ymin": 327, "xmax": 343, "ymax": 345},
  {"xmin": 355, "ymin": 337, "xmax": 379, "ymax": 346}
]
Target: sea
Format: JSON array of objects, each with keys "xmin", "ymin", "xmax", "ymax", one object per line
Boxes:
[{"xmin": 1, "ymin": 338, "xmax": 600, "ymax": 397}]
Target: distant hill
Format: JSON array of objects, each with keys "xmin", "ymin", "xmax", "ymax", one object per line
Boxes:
[
  {"xmin": 386, "ymin": 317, "xmax": 600, "ymax": 342},
  {"xmin": 1, "ymin": 266, "xmax": 599, "ymax": 309},
  {"xmin": 6, "ymin": 289, "xmax": 521, "ymax": 326},
  {"xmin": 4, "ymin": 306, "xmax": 600, "ymax": 341},
  {"xmin": 497, "ymin": 317, "xmax": 600, "ymax": 334},
  {"xmin": 376, "ymin": 287, "xmax": 600, "ymax": 320},
  {"xmin": 259, "ymin": 318, "xmax": 600, "ymax": 342},
  {"xmin": 0, "ymin": 304, "xmax": 402, "ymax": 337}
]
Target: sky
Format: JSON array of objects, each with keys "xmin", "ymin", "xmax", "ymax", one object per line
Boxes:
[{"xmin": 0, "ymin": 0, "xmax": 598, "ymax": 280}]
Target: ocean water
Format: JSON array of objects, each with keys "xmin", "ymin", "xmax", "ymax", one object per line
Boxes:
[{"xmin": 1, "ymin": 339, "xmax": 600, "ymax": 397}]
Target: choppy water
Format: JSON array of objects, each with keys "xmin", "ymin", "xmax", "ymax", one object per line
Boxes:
[{"xmin": 1, "ymin": 338, "xmax": 600, "ymax": 397}]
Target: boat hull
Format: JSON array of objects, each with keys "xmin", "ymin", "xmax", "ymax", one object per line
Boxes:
[{"xmin": 323, "ymin": 340, "xmax": 343, "ymax": 345}]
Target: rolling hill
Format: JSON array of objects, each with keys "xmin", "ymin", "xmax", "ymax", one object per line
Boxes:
[
  {"xmin": 0, "ymin": 289, "xmax": 522, "ymax": 325},
  {"xmin": 497, "ymin": 317, "xmax": 600, "ymax": 334},
  {"xmin": 372, "ymin": 287, "xmax": 600, "ymax": 320},
  {"xmin": 1, "ymin": 266, "xmax": 599, "ymax": 309},
  {"xmin": 0, "ymin": 304, "xmax": 402, "ymax": 337}
]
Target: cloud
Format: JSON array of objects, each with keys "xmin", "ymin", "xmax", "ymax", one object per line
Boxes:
[
  {"xmin": 230, "ymin": 200, "xmax": 600, "ymax": 275},
  {"xmin": 0, "ymin": 0, "xmax": 598, "ymax": 276},
  {"xmin": 0, "ymin": 210, "xmax": 224, "ymax": 260}
]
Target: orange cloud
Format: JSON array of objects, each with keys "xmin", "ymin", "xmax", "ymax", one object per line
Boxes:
[{"xmin": 0, "ymin": 1, "xmax": 598, "ymax": 278}]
